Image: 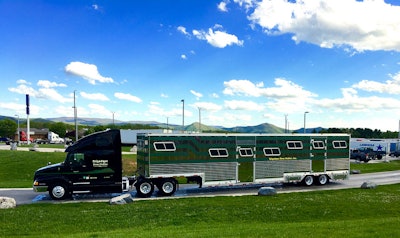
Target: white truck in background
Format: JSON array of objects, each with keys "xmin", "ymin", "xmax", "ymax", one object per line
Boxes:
[
  {"xmin": 48, "ymin": 132, "xmax": 65, "ymax": 144},
  {"xmin": 35, "ymin": 131, "xmax": 65, "ymax": 144}
]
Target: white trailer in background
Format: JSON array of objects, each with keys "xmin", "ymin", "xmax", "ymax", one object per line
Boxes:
[{"xmin": 120, "ymin": 129, "xmax": 173, "ymax": 145}]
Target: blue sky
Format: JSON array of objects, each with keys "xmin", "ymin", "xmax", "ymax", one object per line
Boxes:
[{"xmin": 1, "ymin": 0, "xmax": 400, "ymax": 131}]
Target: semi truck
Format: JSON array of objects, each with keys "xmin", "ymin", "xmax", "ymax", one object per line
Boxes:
[
  {"xmin": 35, "ymin": 131, "xmax": 65, "ymax": 144},
  {"xmin": 33, "ymin": 129, "xmax": 350, "ymax": 200}
]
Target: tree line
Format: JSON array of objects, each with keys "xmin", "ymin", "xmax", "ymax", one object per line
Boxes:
[
  {"xmin": 0, "ymin": 118, "xmax": 398, "ymax": 140},
  {"xmin": 0, "ymin": 118, "xmax": 161, "ymax": 141}
]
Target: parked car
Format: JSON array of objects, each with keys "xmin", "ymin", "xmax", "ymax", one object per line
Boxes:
[
  {"xmin": 389, "ymin": 150, "xmax": 400, "ymax": 157},
  {"xmin": 0, "ymin": 137, "xmax": 11, "ymax": 144},
  {"xmin": 350, "ymin": 149, "xmax": 370, "ymax": 163}
]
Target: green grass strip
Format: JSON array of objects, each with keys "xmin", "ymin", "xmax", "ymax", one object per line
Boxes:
[{"xmin": 1, "ymin": 184, "xmax": 400, "ymax": 237}]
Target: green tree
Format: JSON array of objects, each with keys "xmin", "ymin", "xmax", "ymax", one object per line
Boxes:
[
  {"xmin": 0, "ymin": 119, "xmax": 17, "ymax": 138},
  {"xmin": 49, "ymin": 122, "xmax": 67, "ymax": 137}
]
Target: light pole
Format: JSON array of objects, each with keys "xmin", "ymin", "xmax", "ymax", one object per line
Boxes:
[
  {"xmin": 73, "ymin": 90, "xmax": 78, "ymax": 142},
  {"xmin": 303, "ymin": 111, "xmax": 309, "ymax": 133},
  {"xmin": 198, "ymin": 107, "xmax": 201, "ymax": 133},
  {"xmin": 14, "ymin": 114, "xmax": 20, "ymax": 144},
  {"xmin": 112, "ymin": 112, "xmax": 115, "ymax": 126},
  {"xmin": 181, "ymin": 99, "xmax": 185, "ymax": 132},
  {"xmin": 284, "ymin": 114, "xmax": 288, "ymax": 133}
]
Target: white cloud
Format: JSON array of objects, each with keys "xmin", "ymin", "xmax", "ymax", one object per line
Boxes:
[
  {"xmin": 218, "ymin": 1, "xmax": 229, "ymax": 12},
  {"xmin": 352, "ymin": 71, "xmax": 400, "ymax": 94},
  {"xmin": 8, "ymin": 80, "xmax": 71, "ymax": 103},
  {"xmin": 193, "ymin": 102, "xmax": 222, "ymax": 111},
  {"xmin": 80, "ymin": 92, "xmax": 110, "ymax": 101},
  {"xmin": 87, "ymin": 104, "xmax": 110, "ymax": 117},
  {"xmin": 38, "ymin": 88, "xmax": 72, "ymax": 103},
  {"xmin": 17, "ymin": 79, "xmax": 30, "ymax": 85},
  {"xmin": 114, "ymin": 92, "xmax": 142, "ymax": 103},
  {"xmin": 223, "ymin": 78, "xmax": 316, "ymax": 99},
  {"xmin": 37, "ymin": 80, "xmax": 67, "ymax": 88},
  {"xmin": 245, "ymin": 0, "xmax": 400, "ymax": 52},
  {"xmin": 224, "ymin": 100, "xmax": 264, "ymax": 111},
  {"xmin": 65, "ymin": 61, "xmax": 114, "ymax": 85},
  {"xmin": 177, "ymin": 26, "xmax": 190, "ymax": 36},
  {"xmin": 233, "ymin": 0, "xmax": 253, "ymax": 10},
  {"xmin": 181, "ymin": 54, "xmax": 187, "ymax": 60},
  {"xmin": 0, "ymin": 102, "xmax": 27, "ymax": 115},
  {"xmin": 314, "ymin": 87, "xmax": 400, "ymax": 112},
  {"xmin": 211, "ymin": 93, "xmax": 219, "ymax": 98},
  {"xmin": 190, "ymin": 90, "xmax": 203, "ymax": 100},
  {"xmin": 8, "ymin": 84, "xmax": 38, "ymax": 96},
  {"xmin": 193, "ymin": 27, "xmax": 243, "ymax": 48}
]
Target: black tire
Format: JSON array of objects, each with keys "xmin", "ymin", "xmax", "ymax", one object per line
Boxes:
[
  {"xmin": 157, "ymin": 178, "xmax": 177, "ymax": 196},
  {"xmin": 135, "ymin": 179, "xmax": 154, "ymax": 198},
  {"xmin": 49, "ymin": 183, "xmax": 70, "ymax": 200},
  {"xmin": 303, "ymin": 175, "xmax": 314, "ymax": 186},
  {"xmin": 317, "ymin": 174, "xmax": 329, "ymax": 185}
]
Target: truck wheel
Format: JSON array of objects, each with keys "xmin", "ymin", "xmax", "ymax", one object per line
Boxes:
[
  {"xmin": 317, "ymin": 174, "xmax": 329, "ymax": 185},
  {"xmin": 157, "ymin": 178, "xmax": 177, "ymax": 196},
  {"xmin": 136, "ymin": 179, "xmax": 154, "ymax": 198},
  {"xmin": 303, "ymin": 175, "xmax": 314, "ymax": 186},
  {"xmin": 49, "ymin": 183, "xmax": 69, "ymax": 200}
]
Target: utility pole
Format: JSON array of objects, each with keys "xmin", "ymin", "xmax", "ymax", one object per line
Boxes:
[
  {"xmin": 112, "ymin": 112, "xmax": 115, "ymax": 126},
  {"xmin": 181, "ymin": 99, "xmax": 185, "ymax": 132},
  {"xmin": 284, "ymin": 114, "xmax": 288, "ymax": 133},
  {"xmin": 198, "ymin": 107, "xmax": 201, "ymax": 133},
  {"xmin": 15, "ymin": 114, "xmax": 20, "ymax": 145},
  {"xmin": 73, "ymin": 90, "xmax": 78, "ymax": 141},
  {"xmin": 303, "ymin": 111, "xmax": 309, "ymax": 133}
]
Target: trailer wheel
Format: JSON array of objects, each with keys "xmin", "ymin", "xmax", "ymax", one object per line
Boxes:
[
  {"xmin": 49, "ymin": 183, "xmax": 69, "ymax": 200},
  {"xmin": 303, "ymin": 175, "xmax": 314, "ymax": 186},
  {"xmin": 317, "ymin": 174, "xmax": 329, "ymax": 185},
  {"xmin": 158, "ymin": 178, "xmax": 177, "ymax": 196},
  {"xmin": 136, "ymin": 179, "xmax": 154, "ymax": 198}
]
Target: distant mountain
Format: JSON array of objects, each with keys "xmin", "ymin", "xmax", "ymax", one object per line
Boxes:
[
  {"xmin": 293, "ymin": 127, "xmax": 325, "ymax": 133},
  {"xmin": 222, "ymin": 123, "xmax": 285, "ymax": 133},
  {"xmin": 1, "ymin": 115, "xmax": 326, "ymax": 134}
]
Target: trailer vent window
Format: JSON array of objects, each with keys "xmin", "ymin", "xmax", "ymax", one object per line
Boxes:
[
  {"xmin": 333, "ymin": 140, "xmax": 347, "ymax": 149},
  {"xmin": 239, "ymin": 148, "xmax": 254, "ymax": 157},
  {"xmin": 286, "ymin": 141, "xmax": 303, "ymax": 149},
  {"xmin": 153, "ymin": 142, "xmax": 176, "ymax": 151},
  {"xmin": 263, "ymin": 147, "xmax": 281, "ymax": 156},
  {"xmin": 209, "ymin": 148, "xmax": 229, "ymax": 158},
  {"xmin": 312, "ymin": 141, "xmax": 325, "ymax": 149}
]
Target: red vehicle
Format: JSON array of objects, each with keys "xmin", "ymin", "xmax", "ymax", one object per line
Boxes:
[{"xmin": 20, "ymin": 131, "xmax": 33, "ymax": 142}]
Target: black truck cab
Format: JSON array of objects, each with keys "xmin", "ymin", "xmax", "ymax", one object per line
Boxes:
[{"xmin": 33, "ymin": 129, "xmax": 123, "ymax": 200}]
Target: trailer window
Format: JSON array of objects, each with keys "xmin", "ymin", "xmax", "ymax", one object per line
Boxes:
[
  {"xmin": 333, "ymin": 140, "xmax": 347, "ymax": 149},
  {"xmin": 263, "ymin": 147, "xmax": 281, "ymax": 156},
  {"xmin": 209, "ymin": 148, "xmax": 229, "ymax": 158},
  {"xmin": 312, "ymin": 141, "xmax": 325, "ymax": 149},
  {"xmin": 239, "ymin": 148, "xmax": 253, "ymax": 157},
  {"xmin": 153, "ymin": 142, "xmax": 176, "ymax": 151},
  {"xmin": 286, "ymin": 141, "xmax": 303, "ymax": 149}
]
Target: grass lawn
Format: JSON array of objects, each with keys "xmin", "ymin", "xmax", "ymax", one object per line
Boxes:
[{"xmin": 1, "ymin": 184, "xmax": 400, "ymax": 237}]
